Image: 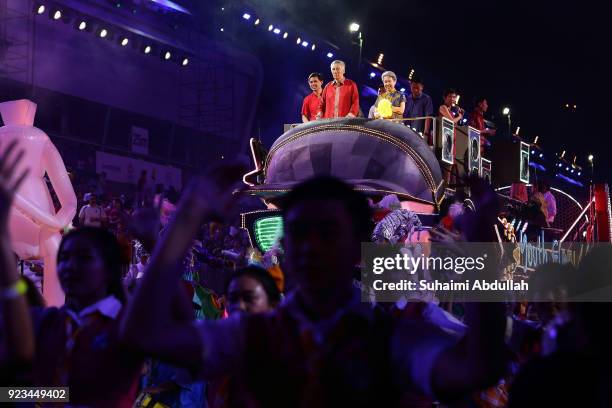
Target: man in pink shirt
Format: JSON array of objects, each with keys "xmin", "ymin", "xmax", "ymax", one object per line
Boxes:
[{"xmin": 317, "ymin": 60, "xmax": 360, "ymax": 119}]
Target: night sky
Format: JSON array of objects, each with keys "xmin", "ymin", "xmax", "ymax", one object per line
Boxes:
[{"xmin": 241, "ymin": 0, "xmax": 607, "ymax": 181}]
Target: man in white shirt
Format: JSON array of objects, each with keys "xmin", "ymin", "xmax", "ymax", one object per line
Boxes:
[{"xmin": 78, "ymin": 194, "xmax": 106, "ymax": 228}]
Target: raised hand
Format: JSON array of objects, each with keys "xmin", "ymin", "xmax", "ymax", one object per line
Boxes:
[
  {"xmin": 455, "ymin": 176, "xmax": 500, "ymax": 242},
  {"xmin": 181, "ymin": 161, "xmax": 247, "ymax": 223},
  {"xmin": 0, "ymin": 140, "xmax": 29, "ymax": 230}
]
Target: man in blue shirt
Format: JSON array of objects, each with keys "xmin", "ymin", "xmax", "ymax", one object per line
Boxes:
[{"xmin": 405, "ymin": 76, "xmax": 434, "ymax": 140}]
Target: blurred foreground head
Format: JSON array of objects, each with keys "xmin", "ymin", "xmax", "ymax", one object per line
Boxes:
[{"xmin": 281, "ymin": 176, "xmax": 372, "ymax": 294}]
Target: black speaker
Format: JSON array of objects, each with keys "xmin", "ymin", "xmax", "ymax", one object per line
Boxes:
[
  {"xmin": 480, "ymin": 158, "xmax": 492, "ymax": 184},
  {"xmin": 489, "ymin": 139, "xmax": 530, "ymax": 185},
  {"xmin": 456, "ymin": 125, "xmax": 480, "ymax": 176},
  {"xmin": 519, "ymin": 142, "xmax": 530, "ymax": 184},
  {"xmin": 435, "ymin": 117, "xmax": 455, "ymax": 165}
]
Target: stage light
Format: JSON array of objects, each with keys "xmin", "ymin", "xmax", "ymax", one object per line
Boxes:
[
  {"xmin": 565, "ymin": 103, "xmax": 569, "ymax": 108},
  {"xmin": 144, "ymin": 45, "xmax": 152, "ymax": 54},
  {"xmin": 377, "ymin": 53, "xmax": 384, "ymax": 65},
  {"xmin": 573, "ymin": 104, "xmax": 577, "ymax": 109},
  {"xmin": 571, "ymin": 169, "xmax": 575, "ymax": 173},
  {"xmin": 182, "ymin": 57, "xmax": 189, "ymax": 66},
  {"xmin": 349, "ymin": 22, "xmax": 360, "ymax": 32},
  {"xmin": 268, "ymin": 24, "xmax": 273, "ymax": 31},
  {"xmin": 502, "ymin": 107, "xmax": 510, "ymax": 115},
  {"xmin": 283, "ymin": 32, "xmax": 288, "ymax": 39},
  {"xmin": 53, "ymin": 10, "xmax": 62, "ymax": 20},
  {"xmin": 539, "ymin": 153, "xmax": 544, "ymax": 158},
  {"xmin": 254, "ymin": 18, "xmax": 260, "ymax": 25},
  {"xmin": 99, "ymin": 28, "xmax": 108, "ymax": 38},
  {"xmin": 164, "ymin": 51, "xmax": 171, "ymax": 60},
  {"xmin": 296, "ymin": 37, "xmax": 301, "ymax": 44},
  {"xmin": 78, "ymin": 21, "xmax": 87, "ymax": 30},
  {"xmin": 326, "ymin": 52, "xmax": 333, "ymax": 58},
  {"xmin": 220, "ymin": 28, "xmax": 224, "ymax": 32},
  {"xmin": 566, "ymin": 167, "xmax": 569, "ymax": 171},
  {"xmin": 578, "ymin": 172, "xmax": 581, "ymax": 176},
  {"xmin": 534, "ymin": 135, "xmax": 539, "ymax": 144},
  {"xmin": 560, "ymin": 150, "xmax": 566, "ymax": 158},
  {"xmin": 120, "ymin": 37, "xmax": 129, "ymax": 46},
  {"xmin": 588, "ymin": 154, "xmax": 594, "ymax": 162},
  {"xmin": 311, "ymin": 44, "xmax": 316, "ymax": 51},
  {"xmin": 36, "ymin": 5, "xmax": 46, "ymax": 15},
  {"xmin": 242, "ymin": 13, "xmax": 251, "ymax": 20},
  {"xmin": 301, "ymin": 41, "xmax": 308, "ymax": 47},
  {"xmin": 515, "ymin": 126, "xmax": 520, "ymax": 135},
  {"xmin": 273, "ymin": 28, "xmax": 280, "ymax": 34},
  {"xmin": 531, "ymin": 150, "xmax": 535, "ymax": 154},
  {"xmin": 400, "ymin": 87, "xmax": 405, "ymax": 92},
  {"xmin": 583, "ymin": 230, "xmax": 587, "ymax": 238},
  {"xmin": 369, "ymin": 72, "xmax": 376, "ymax": 78}
]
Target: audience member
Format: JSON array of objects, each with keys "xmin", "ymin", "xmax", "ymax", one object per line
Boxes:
[
  {"xmin": 120, "ymin": 167, "xmax": 506, "ymax": 407},
  {"xmin": 78, "ymin": 193, "xmax": 107, "ymax": 228}
]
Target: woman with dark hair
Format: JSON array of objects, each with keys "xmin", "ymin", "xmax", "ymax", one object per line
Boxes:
[
  {"xmin": 439, "ymin": 88, "xmax": 464, "ymax": 124},
  {"xmin": 225, "ymin": 265, "xmax": 281, "ymax": 315},
  {"xmin": 208, "ymin": 266, "xmax": 282, "ymax": 407},
  {"xmin": 1, "ymin": 186, "xmax": 143, "ymax": 408}
]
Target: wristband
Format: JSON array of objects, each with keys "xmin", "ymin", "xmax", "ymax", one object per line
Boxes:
[{"xmin": 0, "ymin": 279, "xmax": 28, "ymax": 300}]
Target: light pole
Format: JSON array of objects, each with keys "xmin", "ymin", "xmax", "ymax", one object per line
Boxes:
[
  {"xmin": 502, "ymin": 106, "xmax": 511, "ymax": 136},
  {"xmin": 349, "ymin": 22, "xmax": 362, "ymax": 71}
]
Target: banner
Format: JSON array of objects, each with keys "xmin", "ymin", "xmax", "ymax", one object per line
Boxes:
[
  {"xmin": 131, "ymin": 126, "xmax": 149, "ymax": 155},
  {"xmin": 96, "ymin": 151, "xmax": 182, "ymax": 190}
]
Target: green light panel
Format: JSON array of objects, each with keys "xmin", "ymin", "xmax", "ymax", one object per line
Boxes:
[{"xmin": 254, "ymin": 216, "xmax": 283, "ymax": 252}]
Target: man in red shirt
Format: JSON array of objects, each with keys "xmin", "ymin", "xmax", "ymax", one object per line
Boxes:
[
  {"xmin": 301, "ymin": 72, "xmax": 324, "ymax": 122},
  {"xmin": 469, "ymin": 97, "xmax": 496, "ymax": 148},
  {"xmin": 317, "ymin": 60, "xmax": 360, "ymax": 119}
]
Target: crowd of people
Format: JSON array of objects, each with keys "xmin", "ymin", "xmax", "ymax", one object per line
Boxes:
[{"xmin": 1, "ymin": 134, "xmax": 611, "ymax": 407}]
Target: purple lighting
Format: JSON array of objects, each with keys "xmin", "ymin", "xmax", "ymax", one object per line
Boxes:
[
  {"xmin": 369, "ymin": 72, "xmax": 376, "ymax": 78},
  {"xmin": 242, "ymin": 13, "xmax": 251, "ymax": 20},
  {"xmin": 147, "ymin": 0, "xmax": 191, "ymax": 15},
  {"xmin": 301, "ymin": 41, "xmax": 309, "ymax": 47}
]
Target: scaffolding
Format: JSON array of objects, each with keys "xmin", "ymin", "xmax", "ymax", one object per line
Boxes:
[
  {"xmin": 0, "ymin": 0, "xmax": 33, "ymax": 85},
  {"xmin": 178, "ymin": 47, "xmax": 235, "ymax": 141}
]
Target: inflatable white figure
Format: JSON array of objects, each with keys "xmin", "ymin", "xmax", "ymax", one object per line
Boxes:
[{"xmin": 0, "ymin": 99, "xmax": 77, "ymax": 306}]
